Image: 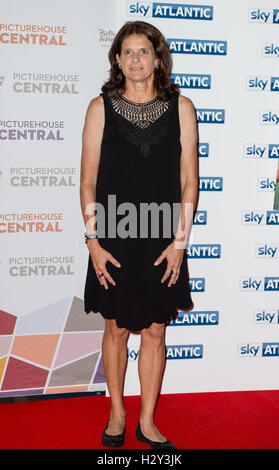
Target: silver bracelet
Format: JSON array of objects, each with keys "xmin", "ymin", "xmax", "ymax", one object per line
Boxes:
[{"xmin": 84, "ymin": 232, "xmax": 98, "ymax": 244}]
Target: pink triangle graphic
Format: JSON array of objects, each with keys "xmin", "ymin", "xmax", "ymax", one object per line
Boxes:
[{"xmin": 53, "ymin": 331, "xmax": 103, "ymax": 368}]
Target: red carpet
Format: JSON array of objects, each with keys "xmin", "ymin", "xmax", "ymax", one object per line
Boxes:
[{"xmin": 0, "ymin": 390, "xmax": 279, "ymax": 449}]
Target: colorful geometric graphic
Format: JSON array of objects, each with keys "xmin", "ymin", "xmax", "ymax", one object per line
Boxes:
[
  {"xmin": 0, "ymin": 310, "xmax": 17, "ymax": 335},
  {"xmin": 0, "ymin": 297, "xmax": 106, "ymax": 398}
]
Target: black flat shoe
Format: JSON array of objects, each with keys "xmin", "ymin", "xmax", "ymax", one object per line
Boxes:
[
  {"xmin": 135, "ymin": 421, "xmax": 177, "ymax": 449},
  {"xmin": 101, "ymin": 421, "xmax": 126, "ymax": 447}
]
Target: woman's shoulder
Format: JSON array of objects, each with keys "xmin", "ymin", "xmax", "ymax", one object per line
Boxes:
[
  {"xmin": 86, "ymin": 93, "xmax": 105, "ymax": 114},
  {"xmin": 88, "ymin": 89, "xmax": 116, "ymax": 108},
  {"xmin": 177, "ymin": 93, "xmax": 197, "ymax": 128},
  {"xmin": 89, "ymin": 93, "xmax": 105, "ymax": 107},
  {"xmin": 178, "ymin": 93, "xmax": 195, "ymax": 110},
  {"xmin": 84, "ymin": 94, "xmax": 106, "ymax": 127}
]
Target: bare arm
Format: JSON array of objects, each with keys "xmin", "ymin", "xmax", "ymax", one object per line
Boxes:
[
  {"xmin": 80, "ymin": 95, "xmax": 121, "ymax": 289},
  {"xmin": 80, "ymin": 95, "xmax": 104, "ymax": 245},
  {"xmin": 153, "ymin": 94, "xmax": 199, "ymax": 286},
  {"xmin": 175, "ymin": 94, "xmax": 199, "ymax": 247}
]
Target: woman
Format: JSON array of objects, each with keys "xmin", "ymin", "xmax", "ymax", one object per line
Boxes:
[{"xmin": 80, "ymin": 20, "xmax": 198, "ymax": 449}]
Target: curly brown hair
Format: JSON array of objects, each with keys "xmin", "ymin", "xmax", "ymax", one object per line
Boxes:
[{"xmin": 101, "ymin": 20, "xmax": 180, "ymax": 101}]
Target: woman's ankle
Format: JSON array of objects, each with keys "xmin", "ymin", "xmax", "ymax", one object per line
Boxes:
[{"xmin": 109, "ymin": 407, "xmax": 126, "ymax": 420}]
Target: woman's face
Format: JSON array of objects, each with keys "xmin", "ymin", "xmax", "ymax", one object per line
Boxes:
[{"xmin": 116, "ymin": 33, "xmax": 159, "ymax": 83}]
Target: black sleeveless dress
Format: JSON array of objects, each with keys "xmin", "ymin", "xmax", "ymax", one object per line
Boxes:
[{"xmin": 84, "ymin": 89, "xmax": 193, "ymax": 331}]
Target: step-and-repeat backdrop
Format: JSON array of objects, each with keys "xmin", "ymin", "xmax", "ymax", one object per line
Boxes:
[{"xmin": 0, "ymin": 0, "xmax": 278, "ymax": 398}]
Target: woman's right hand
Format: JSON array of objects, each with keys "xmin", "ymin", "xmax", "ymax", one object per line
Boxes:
[{"xmin": 87, "ymin": 239, "xmax": 121, "ymax": 289}]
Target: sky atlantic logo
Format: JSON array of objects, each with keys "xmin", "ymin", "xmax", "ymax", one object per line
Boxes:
[
  {"xmin": 239, "ymin": 277, "xmax": 279, "ymax": 292},
  {"xmin": 199, "ymin": 177, "xmax": 223, "ymax": 191},
  {"xmin": 257, "ymin": 177, "xmax": 276, "ymax": 191},
  {"xmin": 253, "ymin": 308, "xmax": 279, "ymax": 325},
  {"xmin": 262, "ymin": 43, "xmax": 279, "ymax": 57},
  {"xmin": 127, "ymin": 2, "xmax": 213, "ymax": 20},
  {"xmin": 166, "ymin": 344, "xmax": 203, "ymax": 359},
  {"xmin": 0, "ymin": 24, "xmax": 67, "ymax": 45},
  {"xmin": 241, "ymin": 210, "xmax": 279, "ymax": 225},
  {"xmin": 186, "ymin": 244, "xmax": 221, "ymax": 258},
  {"xmin": 238, "ymin": 343, "xmax": 261, "ymax": 358},
  {"xmin": 246, "ymin": 76, "xmax": 279, "ymax": 92},
  {"xmin": 171, "ymin": 73, "xmax": 211, "ymax": 89},
  {"xmin": 239, "ymin": 343, "xmax": 279, "ymax": 358},
  {"xmin": 244, "ymin": 143, "xmax": 279, "ymax": 159},
  {"xmin": 198, "ymin": 143, "xmax": 209, "ymax": 157},
  {"xmin": 189, "ymin": 278, "xmax": 205, "ymax": 292},
  {"xmin": 196, "ymin": 109, "xmax": 225, "ymax": 124},
  {"xmin": 259, "ymin": 111, "xmax": 279, "ymax": 125},
  {"xmin": 193, "ymin": 210, "xmax": 207, "ymax": 225},
  {"xmin": 169, "ymin": 310, "xmax": 219, "ymax": 326},
  {"xmin": 255, "ymin": 244, "xmax": 279, "ymax": 258},
  {"xmin": 167, "ymin": 38, "xmax": 227, "ymax": 55},
  {"xmin": 248, "ymin": 8, "xmax": 279, "ymax": 24},
  {"xmin": 127, "ymin": 343, "xmax": 204, "ymax": 360}
]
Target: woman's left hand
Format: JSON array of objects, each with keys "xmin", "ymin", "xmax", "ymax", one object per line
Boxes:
[{"xmin": 153, "ymin": 240, "xmax": 185, "ymax": 287}]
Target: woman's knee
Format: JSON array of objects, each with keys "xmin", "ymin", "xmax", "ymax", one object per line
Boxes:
[
  {"xmin": 141, "ymin": 322, "xmax": 166, "ymax": 344},
  {"xmin": 104, "ymin": 319, "xmax": 130, "ymax": 343}
]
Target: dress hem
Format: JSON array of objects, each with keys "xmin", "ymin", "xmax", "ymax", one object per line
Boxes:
[{"xmin": 84, "ymin": 302, "xmax": 194, "ymax": 332}]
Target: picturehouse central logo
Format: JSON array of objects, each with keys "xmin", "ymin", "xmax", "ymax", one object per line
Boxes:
[
  {"xmin": 10, "ymin": 73, "xmax": 79, "ymax": 94},
  {"xmin": 9, "ymin": 255, "xmax": 75, "ymax": 277},
  {"xmin": 0, "ymin": 121, "xmax": 64, "ymax": 141},
  {"xmin": 0, "ymin": 213, "xmax": 63, "ymax": 233},
  {"xmin": 0, "ymin": 24, "xmax": 68, "ymax": 46},
  {"xmin": 9, "ymin": 167, "xmax": 76, "ymax": 188}
]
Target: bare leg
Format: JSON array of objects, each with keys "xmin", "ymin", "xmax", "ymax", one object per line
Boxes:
[
  {"xmin": 102, "ymin": 318, "xmax": 130, "ymax": 435},
  {"xmin": 138, "ymin": 322, "xmax": 167, "ymax": 442}
]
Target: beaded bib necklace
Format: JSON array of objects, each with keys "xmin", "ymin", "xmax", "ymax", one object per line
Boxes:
[{"xmin": 110, "ymin": 90, "xmax": 170, "ymax": 129}]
